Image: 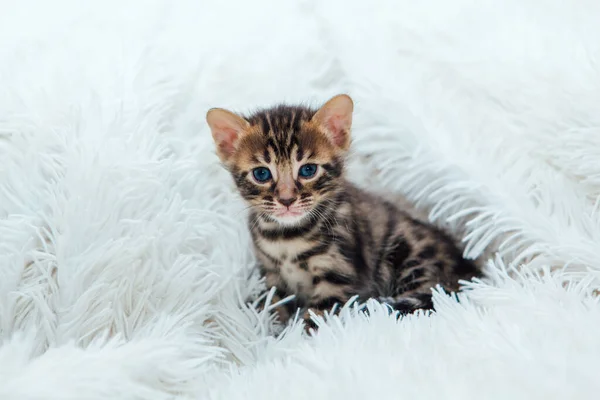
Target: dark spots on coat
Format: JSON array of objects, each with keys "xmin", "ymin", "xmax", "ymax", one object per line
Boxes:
[
  {"xmin": 315, "ymin": 297, "xmax": 342, "ymax": 310},
  {"xmin": 412, "ymin": 293, "xmax": 434, "ymax": 309},
  {"xmin": 299, "ymin": 261, "xmax": 309, "ymax": 271},
  {"xmin": 263, "ymin": 149, "xmax": 271, "ymax": 163},
  {"xmin": 294, "ymin": 242, "xmax": 331, "ymax": 262},
  {"xmin": 235, "ymin": 171, "xmax": 248, "ymax": 185},
  {"xmin": 341, "ymin": 209, "xmax": 369, "ymax": 275},
  {"xmin": 312, "ymin": 276, "xmax": 321, "ymax": 285},
  {"xmin": 255, "ymin": 245, "xmax": 281, "ymax": 267},
  {"xmin": 240, "ymin": 182, "xmax": 260, "ymax": 197},
  {"xmin": 397, "ymin": 280, "xmax": 422, "ymax": 293},
  {"xmin": 289, "ymin": 112, "xmax": 299, "ymax": 133},
  {"xmin": 385, "ymin": 236, "xmax": 411, "ymax": 266},
  {"xmin": 417, "ymin": 245, "xmax": 436, "ymax": 260},
  {"xmin": 288, "ymin": 134, "xmax": 299, "ymax": 150},
  {"xmin": 374, "ymin": 212, "xmax": 398, "ymax": 286},
  {"xmin": 323, "ymin": 270, "xmax": 354, "ymax": 285},
  {"xmin": 404, "ymin": 267, "xmax": 426, "ymax": 282},
  {"xmin": 322, "ymin": 161, "xmax": 342, "ymax": 178},
  {"xmin": 313, "ymin": 175, "xmax": 330, "ymax": 191},
  {"xmin": 258, "ymin": 221, "xmax": 314, "ymax": 240},
  {"xmin": 453, "ymin": 259, "xmax": 479, "ymax": 277},
  {"xmin": 251, "ymin": 114, "xmax": 270, "ymax": 134},
  {"xmin": 403, "ymin": 259, "xmax": 420, "ymax": 269},
  {"xmin": 266, "ymin": 137, "xmax": 280, "ymax": 158},
  {"xmin": 397, "ymin": 267, "xmax": 427, "ymax": 292},
  {"xmin": 296, "ymin": 146, "xmax": 304, "ymax": 161},
  {"xmin": 413, "ymin": 230, "xmax": 426, "ymax": 241},
  {"xmin": 389, "ymin": 293, "xmax": 434, "ymax": 315}
]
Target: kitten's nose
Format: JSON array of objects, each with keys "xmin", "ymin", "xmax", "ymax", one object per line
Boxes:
[{"xmin": 278, "ymin": 197, "xmax": 297, "ymax": 207}]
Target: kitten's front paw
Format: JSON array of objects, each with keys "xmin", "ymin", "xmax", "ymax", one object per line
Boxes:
[
  {"xmin": 302, "ymin": 308, "xmax": 325, "ymax": 333},
  {"xmin": 274, "ymin": 303, "xmax": 291, "ymax": 324},
  {"xmin": 256, "ymin": 293, "xmax": 292, "ymax": 324}
]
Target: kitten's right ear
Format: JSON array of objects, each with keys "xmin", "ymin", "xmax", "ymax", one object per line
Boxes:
[
  {"xmin": 312, "ymin": 94, "xmax": 353, "ymax": 152},
  {"xmin": 206, "ymin": 108, "xmax": 250, "ymax": 162}
]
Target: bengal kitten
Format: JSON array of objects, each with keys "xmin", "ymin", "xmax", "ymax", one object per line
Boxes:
[{"xmin": 207, "ymin": 94, "xmax": 480, "ymax": 331}]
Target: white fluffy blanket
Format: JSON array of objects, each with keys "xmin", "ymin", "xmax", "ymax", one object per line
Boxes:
[{"xmin": 1, "ymin": 0, "xmax": 600, "ymax": 398}]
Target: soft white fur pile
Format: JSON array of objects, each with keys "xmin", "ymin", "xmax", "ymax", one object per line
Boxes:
[{"xmin": 1, "ymin": 0, "xmax": 600, "ymax": 398}]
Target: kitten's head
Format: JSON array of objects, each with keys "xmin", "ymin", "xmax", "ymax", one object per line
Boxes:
[{"xmin": 207, "ymin": 94, "xmax": 353, "ymax": 226}]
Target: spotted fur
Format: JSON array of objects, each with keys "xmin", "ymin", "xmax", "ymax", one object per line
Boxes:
[{"xmin": 206, "ymin": 95, "xmax": 480, "ymax": 331}]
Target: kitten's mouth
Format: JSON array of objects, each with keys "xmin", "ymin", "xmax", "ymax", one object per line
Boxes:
[
  {"xmin": 271, "ymin": 207, "xmax": 307, "ymax": 225},
  {"xmin": 274, "ymin": 209, "xmax": 303, "ymax": 217}
]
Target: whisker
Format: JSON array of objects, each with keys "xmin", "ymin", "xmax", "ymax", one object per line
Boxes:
[
  {"xmin": 309, "ymin": 205, "xmax": 334, "ymax": 237},
  {"xmin": 316, "ymin": 197, "xmax": 340, "ymax": 240},
  {"xmin": 249, "ymin": 211, "xmax": 265, "ymax": 232},
  {"xmin": 233, "ymin": 204, "xmax": 259, "ymax": 218}
]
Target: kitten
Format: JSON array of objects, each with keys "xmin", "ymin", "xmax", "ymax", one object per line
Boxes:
[{"xmin": 206, "ymin": 94, "xmax": 480, "ymax": 330}]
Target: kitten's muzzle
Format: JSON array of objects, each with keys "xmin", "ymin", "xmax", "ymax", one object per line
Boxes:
[{"xmin": 278, "ymin": 197, "xmax": 297, "ymax": 207}]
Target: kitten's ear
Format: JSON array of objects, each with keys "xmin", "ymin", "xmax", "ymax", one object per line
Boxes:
[
  {"xmin": 206, "ymin": 108, "xmax": 250, "ymax": 162},
  {"xmin": 312, "ymin": 94, "xmax": 353, "ymax": 151}
]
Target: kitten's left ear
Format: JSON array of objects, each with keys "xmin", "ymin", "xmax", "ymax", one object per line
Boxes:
[
  {"xmin": 206, "ymin": 108, "xmax": 250, "ymax": 163},
  {"xmin": 312, "ymin": 94, "xmax": 354, "ymax": 151}
]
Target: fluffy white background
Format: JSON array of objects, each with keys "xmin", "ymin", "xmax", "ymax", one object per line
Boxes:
[{"xmin": 1, "ymin": 0, "xmax": 600, "ymax": 398}]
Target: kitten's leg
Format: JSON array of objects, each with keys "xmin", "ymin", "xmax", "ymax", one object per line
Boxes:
[
  {"xmin": 255, "ymin": 269, "xmax": 295, "ymax": 324},
  {"xmin": 377, "ymin": 292, "xmax": 434, "ymax": 315},
  {"xmin": 302, "ymin": 296, "xmax": 350, "ymax": 332},
  {"xmin": 381, "ymin": 250, "xmax": 441, "ymax": 316},
  {"xmin": 381, "ymin": 251, "xmax": 457, "ymax": 316},
  {"xmin": 255, "ymin": 287, "xmax": 297, "ymax": 324},
  {"xmin": 255, "ymin": 270, "xmax": 298, "ymax": 324}
]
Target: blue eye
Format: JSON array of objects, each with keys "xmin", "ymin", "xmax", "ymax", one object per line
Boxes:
[
  {"xmin": 299, "ymin": 164, "xmax": 317, "ymax": 178},
  {"xmin": 252, "ymin": 167, "xmax": 272, "ymax": 183}
]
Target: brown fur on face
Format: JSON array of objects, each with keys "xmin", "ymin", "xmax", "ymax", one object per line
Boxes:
[{"xmin": 207, "ymin": 95, "xmax": 353, "ymax": 226}]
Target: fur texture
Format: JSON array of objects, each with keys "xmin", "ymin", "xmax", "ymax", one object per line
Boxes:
[{"xmin": 1, "ymin": 0, "xmax": 600, "ymax": 399}]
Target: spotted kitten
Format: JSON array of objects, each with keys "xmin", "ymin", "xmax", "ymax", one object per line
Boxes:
[{"xmin": 207, "ymin": 94, "xmax": 480, "ymax": 330}]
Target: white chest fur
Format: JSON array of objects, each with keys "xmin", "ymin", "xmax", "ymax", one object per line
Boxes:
[
  {"xmin": 256, "ymin": 237, "xmax": 314, "ymax": 294},
  {"xmin": 279, "ymin": 258, "xmax": 313, "ymax": 293}
]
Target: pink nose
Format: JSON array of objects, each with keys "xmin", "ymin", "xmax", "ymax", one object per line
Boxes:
[{"xmin": 278, "ymin": 197, "xmax": 297, "ymax": 207}]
